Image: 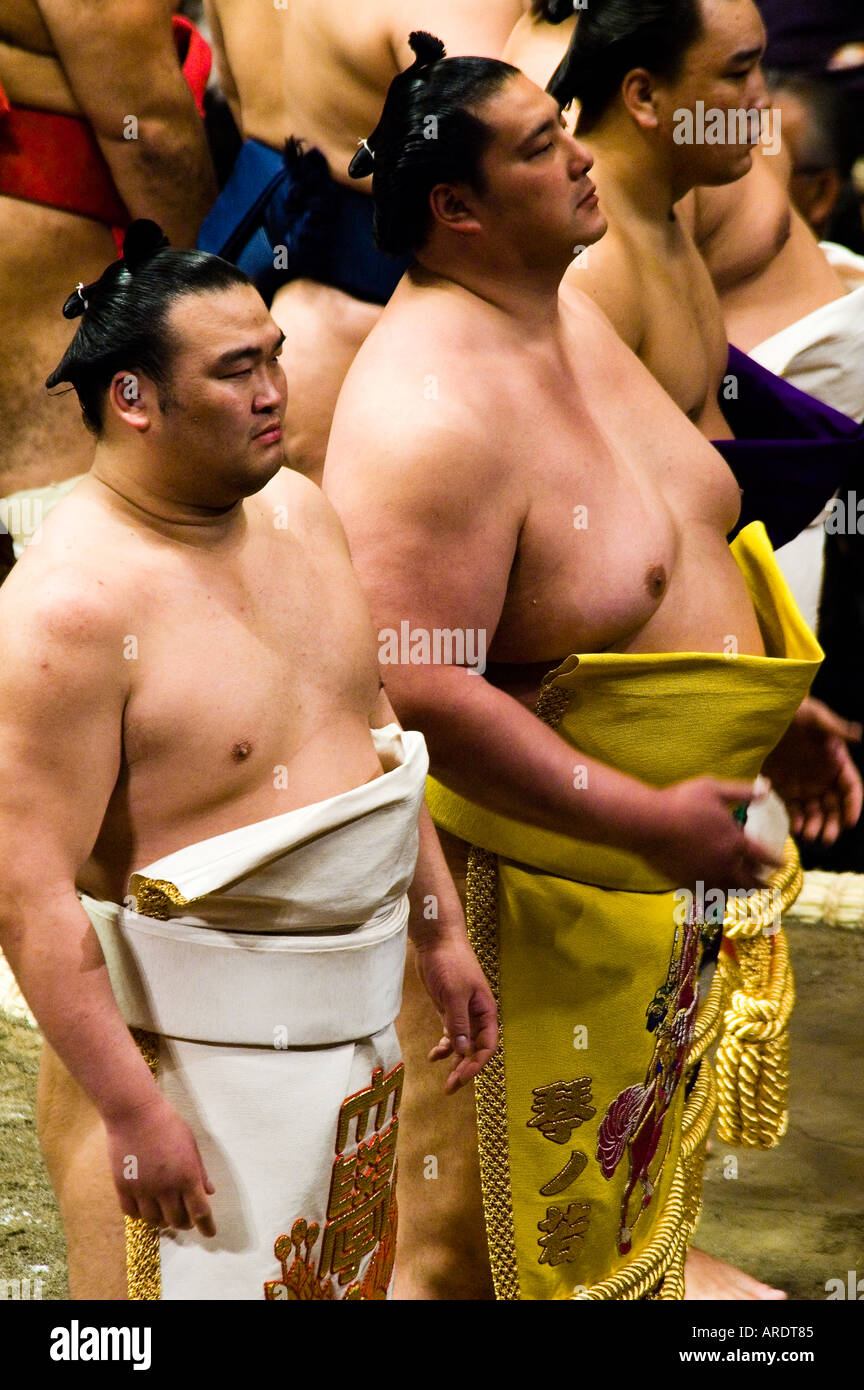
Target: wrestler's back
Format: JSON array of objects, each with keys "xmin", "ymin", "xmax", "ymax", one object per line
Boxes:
[
  {"xmin": 502, "ymin": 7, "xmax": 577, "ymax": 123},
  {"xmin": 691, "ymin": 148, "xmax": 847, "ymax": 352},
  {"xmin": 0, "ymin": 0, "xmax": 121, "ymax": 493},
  {"xmin": 327, "ymin": 276, "xmax": 764, "ymax": 709},
  {"xmin": 0, "ymin": 466, "xmax": 386, "ymax": 904},
  {"xmin": 208, "ymin": 0, "xmax": 524, "ymax": 179}
]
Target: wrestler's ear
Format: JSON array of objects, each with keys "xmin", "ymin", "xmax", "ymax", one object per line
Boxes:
[
  {"xmin": 428, "ymin": 183, "xmax": 483, "ymax": 237},
  {"xmin": 620, "ymin": 68, "xmax": 660, "ymax": 132},
  {"xmin": 106, "ymin": 369, "xmax": 154, "ymax": 433}
]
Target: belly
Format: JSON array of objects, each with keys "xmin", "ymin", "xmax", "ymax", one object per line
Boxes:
[{"xmin": 83, "ymin": 714, "xmax": 388, "ymax": 902}]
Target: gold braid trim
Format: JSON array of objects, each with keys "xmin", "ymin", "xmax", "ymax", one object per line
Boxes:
[
  {"xmin": 125, "ymin": 1027, "xmax": 162, "ymax": 1301},
  {"xmin": 466, "ymin": 846, "xmax": 521, "ymax": 1300},
  {"xmin": 573, "ymin": 1061, "xmax": 716, "ymax": 1301},
  {"xmin": 686, "ymin": 963, "xmax": 727, "ymax": 1067},
  {"xmin": 715, "ymin": 836, "xmax": 799, "ymax": 1149}
]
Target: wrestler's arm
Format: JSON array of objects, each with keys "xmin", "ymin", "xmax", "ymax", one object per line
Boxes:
[
  {"xmin": 389, "ymin": 0, "xmax": 526, "ymax": 64},
  {"xmin": 38, "ymin": 0, "xmax": 217, "ymax": 246},
  {"xmin": 370, "ymin": 685, "xmax": 498, "ymax": 1093},
  {"xmin": 297, "ymin": 480, "xmax": 498, "ymax": 1089},
  {"xmin": 0, "ymin": 572, "xmax": 215, "ymax": 1235},
  {"xmin": 325, "ymin": 417, "xmax": 776, "ymax": 891}
]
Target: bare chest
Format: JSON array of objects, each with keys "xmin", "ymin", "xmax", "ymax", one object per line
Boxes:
[
  {"xmin": 488, "ymin": 339, "xmax": 742, "ymax": 662},
  {"xmin": 638, "ymin": 242, "xmax": 730, "ymax": 425}
]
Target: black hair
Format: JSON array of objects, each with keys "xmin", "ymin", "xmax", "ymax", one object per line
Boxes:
[
  {"xmin": 766, "ymin": 70, "xmax": 855, "ymax": 178},
  {"xmin": 46, "ymin": 219, "xmax": 252, "ymax": 434},
  {"xmin": 548, "ymin": 0, "xmax": 704, "ymax": 131},
  {"xmin": 531, "ymin": 0, "xmax": 577, "ymax": 21},
  {"xmin": 349, "ymin": 31, "xmax": 520, "ymax": 256}
]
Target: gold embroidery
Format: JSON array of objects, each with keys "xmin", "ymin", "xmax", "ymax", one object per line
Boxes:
[
  {"xmin": 268, "ymin": 1066, "xmax": 404, "ymax": 1299},
  {"xmin": 527, "ymin": 1079, "xmax": 596, "ymax": 1143},
  {"xmin": 125, "ymin": 1028, "xmax": 161, "ymax": 1301},
  {"xmin": 265, "ymin": 1222, "xmax": 336, "ymax": 1301},
  {"xmin": 131, "ymin": 877, "xmax": 189, "ymax": 920},
  {"xmin": 538, "ymin": 1201, "xmax": 592, "ymax": 1266},
  {"xmin": 336, "ymin": 1063, "xmax": 402, "ymax": 1150},
  {"xmin": 540, "ymin": 1150, "xmax": 589, "ymax": 1197}
]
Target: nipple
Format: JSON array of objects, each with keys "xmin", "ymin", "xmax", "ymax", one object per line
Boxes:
[
  {"xmin": 232, "ymin": 740, "xmax": 253, "ymax": 762},
  {"xmin": 646, "ymin": 565, "xmax": 667, "ymax": 601}
]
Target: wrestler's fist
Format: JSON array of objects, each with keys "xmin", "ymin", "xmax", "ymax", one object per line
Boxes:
[
  {"xmin": 640, "ymin": 777, "xmax": 782, "ymax": 892},
  {"xmin": 106, "ymin": 1092, "xmax": 216, "ymax": 1237},
  {"xmin": 414, "ymin": 934, "xmax": 498, "ymax": 1095}
]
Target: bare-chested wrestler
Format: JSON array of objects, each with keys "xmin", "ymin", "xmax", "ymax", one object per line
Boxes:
[
  {"xmin": 324, "ymin": 35, "xmax": 860, "ymax": 1300},
  {"xmin": 534, "ymin": 0, "xmax": 864, "ymax": 648},
  {"xmin": 0, "ymin": 220, "xmax": 495, "ymax": 1300},
  {"xmin": 200, "ymin": 0, "xmax": 523, "ymax": 481},
  {"xmin": 0, "ymin": 0, "xmax": 216, "ymax": 562}
]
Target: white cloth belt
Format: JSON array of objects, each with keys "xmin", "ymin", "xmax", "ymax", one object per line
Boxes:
[
  {"xmin": 749, "ymin": 245, "xmax": 864, "ymax": 633},
  {"xmin": 82, "ymin": 724, "xmax": 429, "ymax": 1047}
]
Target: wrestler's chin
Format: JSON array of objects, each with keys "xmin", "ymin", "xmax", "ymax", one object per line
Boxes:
[{"xmin": 574, "ymin": 204, "xmax": 608, "ymax": 247}]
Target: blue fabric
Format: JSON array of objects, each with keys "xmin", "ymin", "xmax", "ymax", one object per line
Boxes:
[
  {"xmin": 715, "ymin": 345, "xmax": 864, "ymax": 550},
  {"xmin": 197, "ymin": 138, "xmax": 411, "ymax": 305}
]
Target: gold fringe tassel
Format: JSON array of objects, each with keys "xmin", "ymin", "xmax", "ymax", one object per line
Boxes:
[
  {"xmin": 125, "ymin": 1027, "xmax": 162, "ymax": 1301},
  {"xmin": 715, "ymin": 837, "xmax": 800, "ymax": 1149}
]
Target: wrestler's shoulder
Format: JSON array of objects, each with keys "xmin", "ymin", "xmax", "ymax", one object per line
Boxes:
[
  {"xmin": 0, "ymin": 547, "xmax": 130, "ymax": 661},
  {"xmin": 252, "ymin": 466, "xmax": 350, "ymax": 546}
]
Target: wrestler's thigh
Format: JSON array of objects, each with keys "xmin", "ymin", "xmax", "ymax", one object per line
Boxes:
[
  {"xmin": 394, "ymin": 947, "xmax": 494, "ymax": 1301},
  {"xmin": 37, "ymin": 1041, "xmax": 127, "ymax": 1300},
  {"xmin": 270, "ymin": 279, "xmax": 380, "ymax": 485}
]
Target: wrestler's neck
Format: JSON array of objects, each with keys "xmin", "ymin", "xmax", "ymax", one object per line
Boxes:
[
  {"xmin": 89, "ymin": 446, "xmax": 247, "ymax": 542},
  {"xmin": 585, "ymin": 112, "xmax": 688, "ymax": 226},
  {"xmin": 411, "ymin": 242, "xmax": 567, "ymax": 335}
]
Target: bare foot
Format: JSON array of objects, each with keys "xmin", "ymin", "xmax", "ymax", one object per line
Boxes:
[{"xmin": 685, "ymin": 1247, "xmax": 787, "ymax": 1300}]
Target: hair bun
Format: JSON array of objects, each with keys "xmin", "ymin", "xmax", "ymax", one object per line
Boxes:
[
  {"xmin": 349, "ymin": 31, "xmax": 447, "ymax": 180},
  {"xmin": 545, "ymin": 0, "xmax": 576, "ymax": 23},
  {"xmin": 407, "ymin": 31, "xmax": 447, "ymax": 69},
  {"xmin": 122, "ymin": 219, "xmax": 170, "ymax": 273},
  {"xmin": 348, "ymin": 139, "xmax": 375, "ymax": 179},
  {"xmin": 62, "ymin": 282, "xmax": 93, "ymax": 319}
]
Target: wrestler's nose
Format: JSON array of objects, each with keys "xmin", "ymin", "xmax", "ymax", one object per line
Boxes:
[
  {"xmin": 749, "ymin": 62, "xmax": 770, "ymax": 112},
  {"xmin": 565, "ymin": 132, "xmax": 593, "ymax": 180},
  {"xmin": 253, "ymin": 367, "xmax": 286, "ymax": 414}
]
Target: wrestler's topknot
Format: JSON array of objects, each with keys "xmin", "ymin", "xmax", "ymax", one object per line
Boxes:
[
  {"xmin": 47, "ymin": 219, "xmax": 251, "ymax": 433},
  {"xmin": 532, "ymin": 0, "xmax": 578, "ymax": 22},
  {"xmin": 348, "ymin": 32, "xmax": 447, "ymax": 181},
  {"xmin": 350, "ymin": 33, "xmax": 519, "ymax": 256},
  {"xmin": 547, "ymin": 0, "xmax": 704, "ymax": 129}
]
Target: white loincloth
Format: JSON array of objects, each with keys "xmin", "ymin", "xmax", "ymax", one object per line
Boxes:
[
  {"xmin": 749, "ymin": 246, "xmax": 864, "ymax": 632},
  {"xmin": 0, "ymin": 476, "xmax": 83, "ymax": 558},
  {"xmin": 80, "ymin": 724, "xmax": 428, "ymax": 1301}
]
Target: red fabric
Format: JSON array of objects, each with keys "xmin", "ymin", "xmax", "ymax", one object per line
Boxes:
[
  {"xmin": 0, "ymin": 15, "xmax": 211, "ymax": 234},
  {"xmin": 173, "ymin": 14, "xmax": 212, "ymax": 118}
]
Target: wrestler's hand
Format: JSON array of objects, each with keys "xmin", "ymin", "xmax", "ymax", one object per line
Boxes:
[
  {"xmin": 762, "ymin": 697, "xmax": 863, "ymax": 844},
  {"xmin": 105, "ymin": 1092, "xmax": 216, "ymax": 1237},
  {"xmin": 641, "ymin": 777, "xmax": 783, "ymax": 891},
  {"xmin": 413, "ymin": 936, "xmax": 498, "ymax": 1095}
]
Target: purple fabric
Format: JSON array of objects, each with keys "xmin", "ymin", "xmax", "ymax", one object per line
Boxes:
[
  {"xmin": 757, "ymin": 1, "xmax": 864, "ymax": 73},
  {"xmin": 714, "ymin": 346, "xmax": 864, "ymax": 551}
]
